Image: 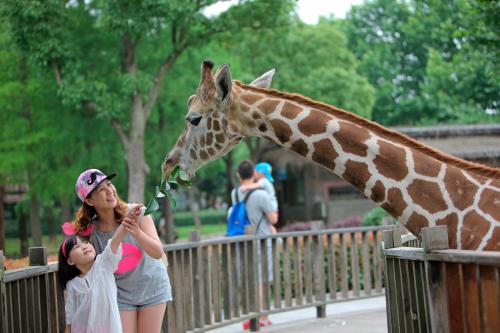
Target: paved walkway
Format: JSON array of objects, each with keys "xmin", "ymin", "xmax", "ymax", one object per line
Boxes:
[{"xmin": 210, "ymin": 296, "xmax": 387, "ymax": 333}]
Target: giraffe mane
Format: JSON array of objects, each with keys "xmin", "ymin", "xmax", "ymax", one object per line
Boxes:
[{"xmin": 235, "ymin": 81, "xmax": 500, "ymax": 180}]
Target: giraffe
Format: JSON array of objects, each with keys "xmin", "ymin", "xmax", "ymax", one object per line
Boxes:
[{"xmin": 163, "ymin": 60, "xmax": 500, "ymax": 251}]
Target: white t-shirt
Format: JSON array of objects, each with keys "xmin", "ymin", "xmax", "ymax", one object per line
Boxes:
[
  {"xmin": 65, "ymin": 239, "xmax": 123, "ymax": 333},
  {"xmin": 258, "ymin": 178, "xmax": 278, "ymax": 211}
]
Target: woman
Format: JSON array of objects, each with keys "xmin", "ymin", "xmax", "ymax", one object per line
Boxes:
[{"xmin": 71, "ymin": 168, "xmax": 172, "ymax": 333}]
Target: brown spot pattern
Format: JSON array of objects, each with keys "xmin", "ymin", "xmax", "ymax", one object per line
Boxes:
[
  {"xmin": 252, "ymin": 112, "xmax": 261, "ymax": 120},
  {"xmin": 436, "ymin": 213, "xmax": 459, "ymax": 248},
  {"xmin": 444, "ymin": 166, "xmax": 478, "ymax": 211},
  {"xmin": 213, "ymin": 120, "xmax": 221, "ymax": 131},
  {"xmin": 207, "ymin": 117, "xmax": 212, "ymax": 130},
  {"xmin": 199, "ymin": 135, "xmax": 206, "ymax": 147},
  {"xmin": 199, "ymin": 150, "xmax": 209, "ymax": 160},
  {"xmin": 467, "ymin": 172, "xmax": 487, "ymax": 184},
  {"xmin": 461, "ymin": 211, "xmax": 490, "ymax": 250},
  {"xmin": 381, "ymin": 188, "xmax": 407, "ymax": 218},
  {"xmin": 240, "ymin": 104, "xmax": 250, "ymax": 112},
  {"xmin": 290, "ymin": 139, "xmax": 308, "ymax": 157},
  {"xmin": 333, "ymin": 121, "xmax": 370, "ymax": 157},
  {"xmin": 413, "ymin": 151, "xmax": 441, "ymax": 177},
  {"xmin": 312, "ymin": 139, "xmax": 338, "ymax": 170},
  {"xmin": 190, "ymin": 149, "xmax": 197, "ymax": 160},
  {"xmin": 241, "ymin": 94, "xmax": 262, "ymax": 105},
  {"xmin": 270, "ymin": 119, "xmax": 293, "ymax": 143},
  {"xmin": 374, "ymin": 140, "xmax": 408, "ymax": 181},
  {"xmin": 484, "ymin": 227, "xmax": 500, "ymax": 251},
  {"xmin": 407, "ymin": 179, "xmax": 448, "ymax": 214},
  {"xmin": 258, "ymin": 123, "xmax": 268, "ymax": 132},
  {"xmin": 206, "ymin": 133, "xmax": 213, "ymax": 145},
  {"xmin": 207, "ymin": 147, "xmax": 215, "ymax": 156},
  {"xmin": 405, "ymin": 212, "xmax": 429, "ymax": 238},
  {"xmin": 370, "ymin": 181, "xmax": 386, "ymax": 203},
  {"xmin": 281, "ymin": 102, "xmax": 302, "ymax": 120},
  {"xmin": 343, "ymin": 160, "xmax": 371, "ymax": 193},
  {"xmin": 215, "ymin": 133, "xmax": 225, "ymax": 144},
  {"xmin": 298, "ymin": 109, "xmax": 332, "ymax": 136},
  {"xmin": 258, "ymin": 99, "xmax": 280, "ymax": 115},
  {"xmin": 478, "ymin": 188, "xmax": 500, "ymax": 221}
]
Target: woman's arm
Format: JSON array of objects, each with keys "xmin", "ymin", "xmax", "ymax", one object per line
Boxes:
[{"xmin": 123, "ymin": 213, "xmax": 164, "ymax": 259}]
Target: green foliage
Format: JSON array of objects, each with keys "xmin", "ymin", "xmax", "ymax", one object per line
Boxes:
[
  {"xmin": 174, "ymin": 209, "xmax": 226, "ymax": 227},
  {"xmin": 362, "ymin": 207, "xmax": 394, "ymax": 226}
]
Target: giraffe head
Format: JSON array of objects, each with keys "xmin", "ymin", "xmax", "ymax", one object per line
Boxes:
[{"xmin": 163, "ymin": 60, "xmax": 275, "ymax": 180}]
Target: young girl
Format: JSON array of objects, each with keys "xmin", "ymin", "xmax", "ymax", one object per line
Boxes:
[{"xmin": 58, "ymin": 204, "xmax": 142, "ymax": 333}]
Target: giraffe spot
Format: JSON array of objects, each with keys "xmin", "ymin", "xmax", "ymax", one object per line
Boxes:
[
  {"xmin": 484, "ymin": 227, "xmax": 500, "ymax": 251},
  {"xmin": 215, "ymin": 133, "xmax": 225, "ymax": 144},
  {"xmin": 466, "ymin": 172, "xmax": 487, "ymax": 184},
  {"xmin": 258, "ymin": 99, "xmax": 280, "ymax": 115},
  {"xmin": 436, "ymin": 213, "xmax": 458, "ymax": 249},
  {"xmin": 333, "ymin": 121, "xmax": 370, "ymax": 157},
  {"xmin": 258, "ymin": 123, "xmax": 268, "ymax": 133},
  {"xmin": 413, "ymin": 150, "xmax": 441, "ymax": 177},
  {"xmin": 222, "ymin": 118, "xmax": 228, "ymax": 129},
  {"xmin": 241, "ymin": 104, "xmax": 250, "ymax": 112},
  {"xmin": 207, "ymin": 117, "xmax": 212, "ymax": 130},
  {"xmin": 207, "ymin": 147, "xmax": 215, "ymax": 156},
  {"xmin": 190, "ymin": 149, "xmax": 197, "ymax": 160},
  {"xmin": 343, "ymin": 160, "xmax": 370, "ymax": 193},
  {"xmin": 478, "ymin": 188, "xmax": 500, "ymax": 221},
  {"xmin": 243, "ymin": 118, "xmax": 257, "ymax": 128},
  {"xmin": 206, "ymin": 133, "xmax": 213, "ymax": 146},
  {"xmin": 281, "ymin": 102, "xmax": 302, "ymax": 120},
  {"xmin": 381, "ymin": 188, "xmax": 407, "ymax": 218},
  {"xmin": 370, "ymin": 181, "xmax": 386, "ymax": 203},
  {"xmin": 374, "ymin": 140, "xmax": 408, "ymax": 181},
  {"xmin": 241, "ymin": 94, "xmax": 262, "ymax": 105},
  {"xmin": 312, "ymin": 139, "xmax": 338, "ymax": 170},
  {"xmin": 213, "ymin": 120, "xmax": 221, "ymax": 131},
  {"xmin": 199, "ymin": 150, "xmax": 209, "ymax": 160},
  {"xmin": 214, "ymin": 143, "xmax": 223, "ymax": 150},
  {"xmin": 443, "ymin": 166, "xmax": 479, "ymax": 211},
  {"xmin": 461, "ymin": 211, "xmax": 490, "ymax": 250},
  {"xmin": 298, "ymin": 109, "xmax": 332, "ymax": 136},
  {"xmin": 407, "ymin": 179, "xmax": 448, "ymax": 214},
  {"xmin": 406, "ymin": 212, "xmax": 429, "ymax": 239},
  {"xmin": 252, "ymin": 112, "xmax": 261, "ymax": 120},
  {"xmin": 199, "ymin": 135, "xmax": 206, "ymax": 146},
  {"xmin": 270, "ymin": 119, "xmax": 293, "ymax": 144},
  {"xmin": 291, "ymin": 139, "xmax": 308, "ymax": 157}
]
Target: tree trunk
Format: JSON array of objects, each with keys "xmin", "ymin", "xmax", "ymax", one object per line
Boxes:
[
  {"xmin": 224, "ymin": 151, "xmax": 234, "ymax": 207},
  {"xmin": 29, "ymin": 192, "xmax": 42, "ymax": 246},
  {"xmin": 60, "ymin": 196, "xmax": 71, "ymax": 222},
  {"xmin": 46, "ymin": 206, "xmax": 56, "ymax": 243},
  {"xmin": 0, "ymin": 185, "xmax": 5, "ymax": 251},
  {"xmin": 19, "ymin": 206, "xmax": 28, "ymax": 257},
  {"xmin": 188, "ymin": 187, "xmax": 201, "ymax": 232},
  {"xmin": 161, "ymin": 198, "xmax": 176, "ymax": 244}
]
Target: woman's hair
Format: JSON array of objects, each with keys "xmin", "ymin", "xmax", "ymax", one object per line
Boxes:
[
  {"xmin": 73, "ymin": 193, "xmax": 128, "ymax": 234},
  {"xmin": 58, "ymin": 235, "xmax": 84, "ymax": 290}
]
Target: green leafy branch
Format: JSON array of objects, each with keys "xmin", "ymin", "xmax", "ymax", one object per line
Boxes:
[{"xmin": 143, "ymin": 165, "xmax": 192, "ymax": 215}]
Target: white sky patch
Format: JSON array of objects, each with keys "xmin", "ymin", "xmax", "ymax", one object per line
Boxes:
[{"xmin": 203, "ymin": 0, "xmax": 363, "ymax": 23}]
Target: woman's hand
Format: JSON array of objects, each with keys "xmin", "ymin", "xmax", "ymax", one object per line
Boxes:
[{"xmin": 122, "ymin": 205, "xmax": 143, "ymax": 237}]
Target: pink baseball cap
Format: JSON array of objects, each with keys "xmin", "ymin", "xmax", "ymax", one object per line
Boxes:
[{"xmin": 75, "ymin": 169, "xmax": 116, "ymax": 202}]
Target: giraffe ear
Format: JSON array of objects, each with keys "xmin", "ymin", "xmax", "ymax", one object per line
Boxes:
[
  {"xmin": 249, "ymin": 69, "xmax": 276, "ymax": 88},
  {"xmin": 215, "ymin": 64, "xmax": 232, "ymax": 103}
]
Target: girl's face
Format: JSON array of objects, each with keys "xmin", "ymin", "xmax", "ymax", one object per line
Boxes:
[
  {"xmin": 85, "ymin": 180, "xmax": 118, "ymax": 210},
  {"xmin": 67, "ymin": 238, "xmax": 96, "ymax": 267}
]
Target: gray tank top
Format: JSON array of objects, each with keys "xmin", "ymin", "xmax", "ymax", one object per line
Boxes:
[{"xmin": 91, "ymin": 204, "xmax": 172, "ymax": 305}]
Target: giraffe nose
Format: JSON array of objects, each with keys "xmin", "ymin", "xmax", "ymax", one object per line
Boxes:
[{"xmin": 186, "ymin": 112, "xmax": 202, "ymax": 126}]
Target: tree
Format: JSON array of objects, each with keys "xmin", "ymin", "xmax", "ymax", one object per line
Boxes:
[{"xmin": 2, "ymin": 0, "xmax": 296, "ymax": 203}]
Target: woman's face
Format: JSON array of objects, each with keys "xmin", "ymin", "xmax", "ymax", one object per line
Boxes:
[
  {"xmin": 86, "ymin": 180, "xmax": 118, "ymax": 210},
  {"xmin": 68, "ymin": 237, "xmax": 96, "ymax": 267}
]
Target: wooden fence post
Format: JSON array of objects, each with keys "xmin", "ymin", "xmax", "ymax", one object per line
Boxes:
[
  {"xmin": 422, "ymin": 225, "xmax": 449, "ymax": 253},
  {"xmin": 0, "ymin": 250, "xmax": 5, "ymax": 333},
  {"xmin": 29, "ymin": 247, "xmax": 47, "ymax": 266},
  {"xmin": 383, "ymin": 228, "xmax": 402, "ymax": 333},
  {"xmin": 245, "ymin": 226, "xmax": 260, "ymax": 332}
]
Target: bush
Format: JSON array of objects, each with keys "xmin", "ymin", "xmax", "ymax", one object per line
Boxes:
[
  {"xmin": 174, "ymin": 209, "xmax": 227, "ymax": 227},
  {"xmin": 362, "ymin": 207, "xmax": 394, "ymax": 226}
]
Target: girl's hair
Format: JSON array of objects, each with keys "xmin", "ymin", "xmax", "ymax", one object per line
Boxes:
[
  {"xmin": 73, "ymin": 193, "xmax": 128, "ymax": 234},
  {"xmin": 58, "ymin": 235, "xmax": 84, "ymax": 290}
]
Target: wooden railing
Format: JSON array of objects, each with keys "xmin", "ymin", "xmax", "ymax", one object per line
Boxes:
[
  {"xmin": 1, "ymin": 226, "xmax": 388, "ymax": 332},
  {"xmin": 382, "ymin": 226, "xmax": 500, "ymax": 333}
]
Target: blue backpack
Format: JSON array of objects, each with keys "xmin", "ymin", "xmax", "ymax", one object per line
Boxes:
[{"xmin": 226, "ymin": 188, "xmax": 258, "ymax": 237}]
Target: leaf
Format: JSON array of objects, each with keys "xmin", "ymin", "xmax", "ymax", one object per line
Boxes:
[
  {"xmin": 144, "ymin": 199, "xmax": 160, "ymax": 215},
  {"xmin": 179, "ymin": 169, "xmax": 190, "ymax": 181},
  {"xmin": 155, "ymin": 186, "xmax": 165, "ymax": 198},
  {"xmin": 169, "ymin": 165, "xmax": 181, "ymax": 181}
]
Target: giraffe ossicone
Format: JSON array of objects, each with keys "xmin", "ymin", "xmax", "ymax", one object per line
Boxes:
[{"xmin": 163, "ymin": 60, "xmax": 500, "ymax": 251}]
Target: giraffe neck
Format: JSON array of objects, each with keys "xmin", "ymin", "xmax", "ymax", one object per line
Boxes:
[{"xmin": 235, "ymin": 83, "xmax": 500, "ymax": 251}]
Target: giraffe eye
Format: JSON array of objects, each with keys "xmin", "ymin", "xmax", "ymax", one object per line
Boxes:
[{"xmin": 186, "ymin": 112, "xmax": 202, "ymax": 126}]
